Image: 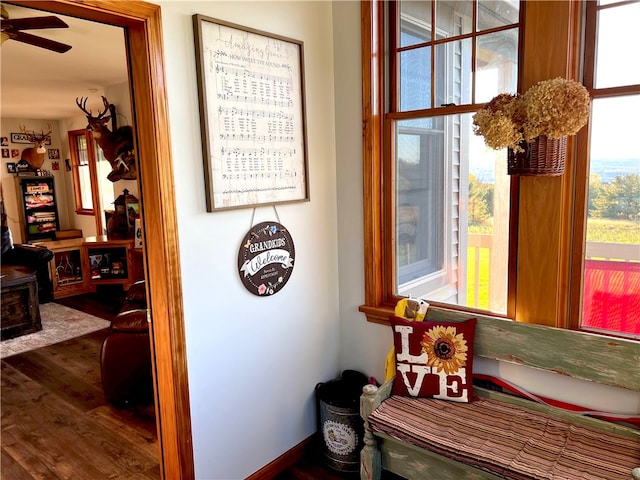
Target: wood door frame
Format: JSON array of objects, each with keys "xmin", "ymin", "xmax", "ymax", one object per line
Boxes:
[{"xmin": 7, "ymin": 1, "xmax": 194, "ymax": 478}]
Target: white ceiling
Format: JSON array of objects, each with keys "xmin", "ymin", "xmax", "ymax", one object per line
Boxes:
[{"xmin": 1, "ymin": 3, "xmax": 128, "ymax": 120}]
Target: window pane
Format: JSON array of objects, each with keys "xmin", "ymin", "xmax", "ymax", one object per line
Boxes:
[
  {"xmin": 400, "ymin": 1, "xmax": 432, "ymax": 47},
  {"xmin": 74, "ymin": 135, "xmax": 93, "ymax": 210},
  {"xmin": 475, "ymin": 29, "xmax": 519, "ymax": 103},
  {"xmin": 435, "ymin": 38, "xmax": 472, "ymax": 106},
  {"xmin": 78, "ymin": 165, "xmax": 93, "ymax": 210},
  {"xmin": 595, "ymin": 2, "xmax": 640, "ymax": 88},
  {"xmin": 400, "ymin": 46, "xmax": 432, "ymax": 111},
  {"xmin": 582, "ymin": 95, "xmax": 640, "ymax": 336},
  {"xmin": 396, "ymin": 117, "xmax": 445, "ymax": 286},
  {"xmin": 395, "ymin": 113, "xmax": 510, "ymax": 314},
  {"xmin": 96, "ymin": 147, "xmax": 114, "ymax": 214},
  {"xmin": 435, "ymin": 0, "xmax": 473, "ymax": 37},
  {"xmin": 77, "ymin": 136, "xmax": 88, "ymax": 166},
  {"xmin": 477, "ymin": 0, "xmax": 519, "ymax": 31}
]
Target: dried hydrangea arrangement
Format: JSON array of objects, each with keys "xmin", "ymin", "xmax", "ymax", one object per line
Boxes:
[{"xmin": 473, "ymin": 78, "xmax": 590, "ymax": 153}]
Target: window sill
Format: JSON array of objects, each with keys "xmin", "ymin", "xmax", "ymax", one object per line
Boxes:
[
  {"xmin": 75, "ymin": 209, "xmax": 96, "ymax": 216},
  {"xmin": 359, "ymin": 304, "xmax": 394, "ymax": 325},
  {"xmin": 360, "ymin": 302, "xmax": 514, "ymax": 326}
]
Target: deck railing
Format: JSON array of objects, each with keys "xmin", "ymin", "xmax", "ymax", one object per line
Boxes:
[
  {"xmin": 467, "ymin": 237, "xmax": 639, "ymax": 335},
  {"xmin": 583, "ymin": 242, "xmax": 639, "ymax": 335}
]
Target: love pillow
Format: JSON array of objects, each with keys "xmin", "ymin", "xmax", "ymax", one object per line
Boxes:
[{"xmin": 390, "ymin": 316, "xmax": 476, "ymax": 403}]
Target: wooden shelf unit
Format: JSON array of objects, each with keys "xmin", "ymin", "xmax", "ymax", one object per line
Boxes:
[
  {"xmin": 37, "ymin": 236, "xmax": 139, "ymax": 299},
  {"xmin": 17, "ymin": 176, "xmax": 60, "ymax": 243}
]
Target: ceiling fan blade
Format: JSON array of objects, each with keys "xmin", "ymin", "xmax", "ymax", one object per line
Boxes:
[
  {"xmin": 7, "ymin": 31, "xmax": 71, "ymax": 53},
  {"xmin": 1, "ymin": 16, "xmax": 68, "ymax": 31}
]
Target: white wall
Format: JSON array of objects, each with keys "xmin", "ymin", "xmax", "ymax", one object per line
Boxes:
[
  {"xmin": 156, "ymin": 2, "xmax": 340, "ymax": 479},
  {"xmin": 332, "ymin": 2, "xmax": 393, "ymax": 381}
]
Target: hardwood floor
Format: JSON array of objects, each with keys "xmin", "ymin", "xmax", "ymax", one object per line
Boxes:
[
  {"xmin": 273, "ymin": 442, "xmax": 404, "ymax": 480},
  {"xmin": 270, "ymin": 436, "xmax": 359, "ymax": 480},
  {"xmin": 1, "ymin": 327, "xmax": 159, "ymax": 479},
  {"xmin": 55, "ymin": 285, "xmax": 126, "ymax": 322}
]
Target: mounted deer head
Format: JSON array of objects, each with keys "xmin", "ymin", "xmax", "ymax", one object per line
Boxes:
[
  {"xmin": 19, "ymin": 125, "xmax": 52, "ymax": 170},
  {"xmin": 75, "ymin": 96, "xmax": 137, "ymax": 182}
]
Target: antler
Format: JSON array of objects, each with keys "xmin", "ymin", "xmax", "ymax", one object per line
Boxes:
[
  {"xmin": 75, "ymin": 97, "xmax": 91, "ymax": 116},
  {"xmin": 39, "ymin": 124, "xmax": 53, "ymax": 141},
  {"xmin": 19, "ymin": 124, "xmax": 36, "ymax": 143},
  {"xmin": 76, "ymin": 96, "xmax": 109, "ymax": 119},
  {"xmin": 19, "ymin": 124, "xmax": 52, "ymax": 144}
]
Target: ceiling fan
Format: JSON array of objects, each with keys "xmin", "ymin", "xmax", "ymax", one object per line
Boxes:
[{"xmin": 1, "ymin": 5, "xmax": 72, "ymax": 53}]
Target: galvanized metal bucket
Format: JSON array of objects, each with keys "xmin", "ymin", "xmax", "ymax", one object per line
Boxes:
[{"xmin": 316, "ymin": 370, "xmax": 369, "ymax": 473}]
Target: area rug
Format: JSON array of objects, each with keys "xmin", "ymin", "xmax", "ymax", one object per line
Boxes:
[{"xmin": 0, "ymin": 303, "xmax": 110, "ymax": 359}]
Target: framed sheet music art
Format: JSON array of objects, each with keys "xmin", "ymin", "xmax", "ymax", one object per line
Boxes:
[{"xmin": 193, "ymin": 15, "xmax": 310, "ymax": 211}]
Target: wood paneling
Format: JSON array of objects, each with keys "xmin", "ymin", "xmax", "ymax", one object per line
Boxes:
[
  {"xmin": 360, "ymin": 0, "xmax": 386, "ymax": 310},
  {"xmin": 516, "ymin": 0, "xmax": 580, "ymax": 327}
]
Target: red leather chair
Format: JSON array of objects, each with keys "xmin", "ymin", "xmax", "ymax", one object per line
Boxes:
[{"xmin": 100, "ymin": 280, "xmax": 154, "ymax": 406}]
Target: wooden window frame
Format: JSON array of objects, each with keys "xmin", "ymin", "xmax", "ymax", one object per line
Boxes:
[
  {"xmin": 568, "ymin": 0, "xmax": 640, "ymax": 335},
  {"xmin": 360, "ymin": 0, "xmax": 583, "ymax": 328},
  {"xmin": 68, "ymin": 129, "xmax": 99, "ymax": 216}
]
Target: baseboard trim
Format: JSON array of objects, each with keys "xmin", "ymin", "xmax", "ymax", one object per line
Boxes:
[{"xmin": 245, "ymin": 435, "xmax": 315, "ymax": 480}]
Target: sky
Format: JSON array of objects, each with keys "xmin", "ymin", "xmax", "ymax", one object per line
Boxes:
[{"xmin": 590, "ymin": 2, "xmax": 640, "ymax": 161}]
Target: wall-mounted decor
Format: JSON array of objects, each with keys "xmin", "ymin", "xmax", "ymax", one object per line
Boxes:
[
  {"xmin": 48, "ymin": 149, "xmax": 60, "ymax": 160},
  {"xmin": 75, "ymin": 96, "xmax": 136, "ymax": 182},
  {"xmin": 1, "ymin": 137, "xmax": 8, "ymax": 146},
  {"xmin": 1, "ymin": 149, "xmax": 8, "ymax": 158},
  {"xmin": 11, "ymin": 149, "xmax": 19, "ymax": 158},
  {"xmin": 237, "ymin": 221, "xmax": 295, "ymax": 296},
  {"xmin": 193, "ymin": 15, "xmax": 309, "ymax": 211},
  {"xmin": 10, "ymin": 132, "xmax": 51, "ymax": 145},
  {"xmin": 52, "ymin": 161, "xmax": 60, "ymax": 171},
  {"xmin": 15, "ymin": 160, "xmax": 30, "ymax": 172},
  {"xmin": 18, "ymin": 125, "xmax": 52, "ymax": 170},
  {"xmin": 6, "ymin": 162, "xmax": 16, "ymax": 173}
]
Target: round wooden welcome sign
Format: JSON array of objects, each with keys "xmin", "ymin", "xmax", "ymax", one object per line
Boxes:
[{"xmin": 237, "ymin": 221, "xmax": 295, "ymax": 296}]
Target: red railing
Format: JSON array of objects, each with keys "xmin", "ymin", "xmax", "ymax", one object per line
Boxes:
[
  {"xmin": 467, "ymin": 238, "xmax": 639, "ymax": 335},
  {"xmin": 583, "ymin": 242, "xmax": 640, "ymax": 336}
]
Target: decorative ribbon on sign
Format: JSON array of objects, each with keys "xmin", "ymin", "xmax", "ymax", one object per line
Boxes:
[{"xmin": 237, "ymin": 206, "xmax": 295, "ymax": 296}]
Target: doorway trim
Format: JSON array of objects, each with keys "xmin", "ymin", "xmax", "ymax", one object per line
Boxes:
[{"xmin": 7, "ymin": 1, "xmax": 195, "ymax": 478}]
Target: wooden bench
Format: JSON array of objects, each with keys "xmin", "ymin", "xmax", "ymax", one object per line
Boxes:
[{"xmin": 360, "ymin": 307, "xmax": 640, "ymax": 480}]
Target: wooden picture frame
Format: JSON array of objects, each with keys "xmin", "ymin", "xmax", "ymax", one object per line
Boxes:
[{"xmin": 193, "ymin": 15, "xmax": 309, "ymax": 211}]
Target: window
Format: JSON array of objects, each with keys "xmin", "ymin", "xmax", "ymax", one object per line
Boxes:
[
  {"xmin": 68, "ymin": 129, "xmax": 97, "ymax": 215},
  {"xmin": 68, "ymin": 129, "xmax": 108, "ymax": 234},
  {"xmin": 363, "ymin": 0, "xmax": 638, "ymax": 339},
  {"xmin": 362, "ymin": 0, "xmax": 520, "ymax": 320},
  {"xmin": 573, "ymin": 1, "xmax": 640, "ymax": 337}
]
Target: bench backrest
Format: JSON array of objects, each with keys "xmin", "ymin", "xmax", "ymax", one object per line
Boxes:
[{"xmin": 426, "ymin": 307, "xmax": 640, "ymax": 392}]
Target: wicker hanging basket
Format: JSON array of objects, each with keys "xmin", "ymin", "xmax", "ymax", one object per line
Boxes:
[{"xmin": 507, "ymin": 135, "xmax": 567, "ymax": 176}]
